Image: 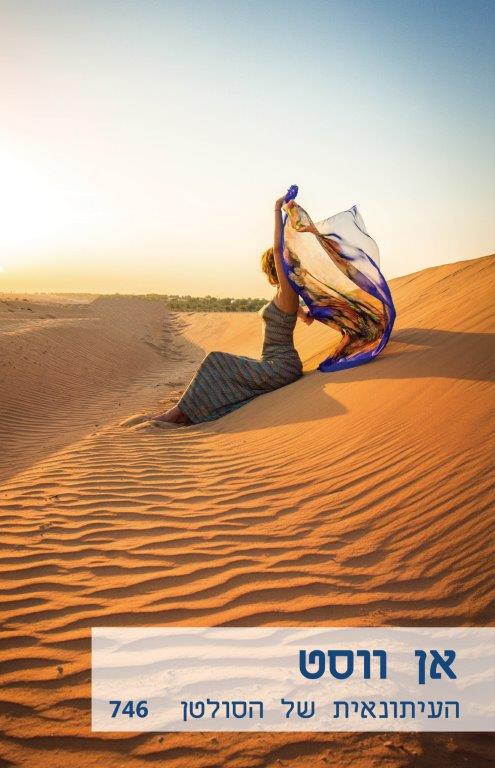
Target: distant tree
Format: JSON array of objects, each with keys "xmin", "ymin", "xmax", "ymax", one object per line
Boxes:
[
  {"xmin": 105, "ymin": 293, "xmax": 269, "ymax": 312},
  {"xmin": 161, "ymin": 295, "xmax": 268, "ymax": 312}
]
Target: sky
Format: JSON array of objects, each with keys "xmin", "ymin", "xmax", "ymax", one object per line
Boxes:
[{"xmin": 0, "ymin": 0, "xmax": 494, "ymax": 297}]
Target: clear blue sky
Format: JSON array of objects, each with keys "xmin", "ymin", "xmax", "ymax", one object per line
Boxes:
[{"xmin": 0, "ymin": 0, "xmax": 494, "ymax": 295}]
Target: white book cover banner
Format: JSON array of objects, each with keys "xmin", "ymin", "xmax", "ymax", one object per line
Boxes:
[{"xmin": 92, "ymin": 627, "xmax": 495, "ymax": 732}]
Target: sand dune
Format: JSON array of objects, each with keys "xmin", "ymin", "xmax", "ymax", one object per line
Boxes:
[
  {"xmin": 0, "ymin": 295, "xmax": 205, "ymax": 482},
  {"xmin": 0, "ymin": 255, "xmax": 494, "ymax": 767}
]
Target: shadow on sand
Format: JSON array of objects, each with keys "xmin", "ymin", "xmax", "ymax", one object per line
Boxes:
[{"xmin": 207, "ymin": 327, "xmax": 495, "ymax": 434}]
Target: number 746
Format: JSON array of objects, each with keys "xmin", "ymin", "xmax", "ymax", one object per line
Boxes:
[{"xmin": 109, "ymin": 700, "xmax": 149, "ymax": 718}]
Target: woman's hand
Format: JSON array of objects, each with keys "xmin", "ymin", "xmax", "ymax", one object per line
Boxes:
[
  {"xmin": 297, "ymin": 307, "xmax": 314, "ymax": 325},
  {"xmin": 275, "ymin": 195, "xmax": 286, "ymax": 211}
]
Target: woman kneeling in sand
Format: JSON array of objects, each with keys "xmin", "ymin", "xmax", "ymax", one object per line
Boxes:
[{"xmin": 153, "ymin": 195, "xmax": 312, "ymax": 426}]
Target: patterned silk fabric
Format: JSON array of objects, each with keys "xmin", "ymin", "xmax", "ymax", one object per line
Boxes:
[{"xmin": 282, "ymin": 201, "xmax": 396, "ymax": 372}]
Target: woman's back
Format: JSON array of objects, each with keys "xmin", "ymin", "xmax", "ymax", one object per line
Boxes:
[{"xmin": 260, "ymin": 300, "xmax": 302, "ymax": 369}]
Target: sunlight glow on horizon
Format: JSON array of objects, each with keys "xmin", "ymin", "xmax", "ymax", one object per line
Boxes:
[{"xmin": 0, "ymin": 0, "xmax": 494, "ymax": 297}]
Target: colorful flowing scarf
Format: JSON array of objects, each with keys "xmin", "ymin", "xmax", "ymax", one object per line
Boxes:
[{"xmin": 282, "ymin": 198, "xmax": 396, "ymax": 372}]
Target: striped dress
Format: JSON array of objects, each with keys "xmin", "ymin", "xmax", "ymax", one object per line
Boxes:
[{"xmin": 177, "ymin": 299, "xmax": 303, "ymax": 423}]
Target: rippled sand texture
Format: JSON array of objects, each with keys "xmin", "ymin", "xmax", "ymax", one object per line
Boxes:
[{"xmin": 1, "ymin": 255, "xmax": 494, "ymax": 767}]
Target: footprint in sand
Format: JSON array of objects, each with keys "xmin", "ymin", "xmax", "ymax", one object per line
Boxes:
[
  {"xmin": 131, "ymin": 419, "xmax": 180, "ymax": 431},
  {"xmin": 119, "ymin": 413, "xmax": 153, "ymax": 428},
  {"xmin": 120, "ymin": 414, "xmax": 183, "ymax": 431},
  {"xmin": 150, "ymin": 420, "xmax": 182, "ymax": 430}
]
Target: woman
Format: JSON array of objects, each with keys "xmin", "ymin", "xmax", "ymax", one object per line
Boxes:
[{"xmin": 153, "ymin": 194, "xmax": 312, "ymax": 426}]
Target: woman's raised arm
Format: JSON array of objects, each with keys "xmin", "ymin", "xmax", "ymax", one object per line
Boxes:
[{"xmin": 273, "ymin": 196, "xmax": 300, "ymax": 314}]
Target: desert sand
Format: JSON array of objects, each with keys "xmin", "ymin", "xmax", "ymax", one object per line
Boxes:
[{"xmin": 0, "ymin": 254, "xmax": 494, "ymax": 767}]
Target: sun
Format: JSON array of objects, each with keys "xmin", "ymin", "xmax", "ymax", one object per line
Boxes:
[{"xmin": 0, "ymin": 146, "xmax": 72, "ymax": 269}]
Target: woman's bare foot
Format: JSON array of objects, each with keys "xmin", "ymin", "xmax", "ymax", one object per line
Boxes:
[{"xmin": 152, "ymin": 405, "xmax": 192, "ymax": 425}]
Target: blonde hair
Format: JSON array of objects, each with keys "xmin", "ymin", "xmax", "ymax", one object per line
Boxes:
[{"xmin": 260, "ymin": 247, "xmax": 278, "ymax": 286}]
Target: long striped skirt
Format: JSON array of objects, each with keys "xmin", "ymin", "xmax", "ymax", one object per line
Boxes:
[{"xmin": 177, "ymin": 350, "xmax": 302, "ymax": 423}]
